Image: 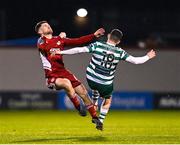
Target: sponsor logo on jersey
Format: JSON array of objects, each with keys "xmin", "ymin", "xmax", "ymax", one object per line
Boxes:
[{"xmin": 50, "ymin": 48, "xmax": 60, "ymax": 54}]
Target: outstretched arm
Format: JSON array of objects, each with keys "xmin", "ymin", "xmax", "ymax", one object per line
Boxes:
[
  {"xmin": 63, "ymin": 28, "xmax": 105, "ymax": 46},
  {"xmin": 54, "ymin": 46, "xmax": 89, "ymax": 55},
  {"xmin": 126, "ymin": 49, "xmax": 156, "ymax": 64}
]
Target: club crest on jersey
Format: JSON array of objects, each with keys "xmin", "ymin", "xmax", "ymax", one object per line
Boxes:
[{"xmin": 57, "ymin": 41, "xmax": 61, "ymax": 45}]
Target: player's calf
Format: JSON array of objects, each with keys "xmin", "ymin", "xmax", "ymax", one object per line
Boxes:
[
  {"xmin": 55, "ymin": 78, "xmax": 86, "ymax": 116},
  {"xmin": 99, "ymin": 97, "xmax": 112, "ymax": 123},
  {"xmin": 78, "ymin": 102, "xmax": 87, "ymax": 116}
]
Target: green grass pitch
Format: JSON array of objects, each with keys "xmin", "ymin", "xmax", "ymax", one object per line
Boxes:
[{"xmin": 0, "ymin": 110, "xmax": 180, "ymax": 144}]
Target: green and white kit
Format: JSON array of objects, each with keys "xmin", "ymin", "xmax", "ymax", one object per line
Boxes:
[{"xmin": 60, "ymin": 41, "xmax": 149, "ymax": 98}]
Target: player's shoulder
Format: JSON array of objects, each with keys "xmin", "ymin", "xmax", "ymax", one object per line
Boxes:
[
  {"xmin": 116, "ymin": 46, "xmax": 126, "ymax": 52},
  {"xmin": 37, "ymin": 37, "xmax": 45, "ymax": 45},
  {"xmin": 95, "ymin": 41, "xmax": 103, "ymax": 45},
  {"xmin": 89, "ymin": 41, "xmax": 101, "ymax": 47},
  {"xmin": 90, "ymin": 41, "xmax": 108, "ymax": 50},
  {"xmin": 53, "ymin": 36, "xmax": 61, "ymax": 39},
  {"xmin": 110, "ymin": 46, "xmax": 127, "ymax": 55},
  {"xmin": 117, "ymin": 46, "xmax": 124, "ymax": 51},
  {"xmin": 94, "ymin": 41, "xmax": 108, "ymax": 47}
]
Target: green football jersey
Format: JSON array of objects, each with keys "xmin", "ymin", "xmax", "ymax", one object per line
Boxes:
[{"xmin": 86, "ymin": 41, "xmax": 129, "ymax": 85}]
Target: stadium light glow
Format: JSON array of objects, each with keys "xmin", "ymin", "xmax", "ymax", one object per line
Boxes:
[{"xmin": 77, "ymin": 8, "xmax": 88, "ymax": 17}]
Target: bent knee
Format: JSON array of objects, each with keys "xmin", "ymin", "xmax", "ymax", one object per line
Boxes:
[{"xmin": 55, "ymin": 78, "xmax": 72, "ymax": 89}]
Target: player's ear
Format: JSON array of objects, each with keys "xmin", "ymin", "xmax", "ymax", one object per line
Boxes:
[
  {"xmin": 116, "ymin": 40, "xmax": 121, "ymax": 44},
  {"xmin": 107, "ymin": 33, "xmax": 110, "ymax": 39}
]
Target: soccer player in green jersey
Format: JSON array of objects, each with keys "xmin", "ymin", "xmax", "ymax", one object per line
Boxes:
[{"xmin": 53, "ymin": 29, "xmax": 156, "ymax": 130}]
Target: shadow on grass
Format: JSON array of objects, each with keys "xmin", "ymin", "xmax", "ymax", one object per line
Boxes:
[{"xmin": 14, "ymin": 136, "xmax": 108, "ymax": 143}]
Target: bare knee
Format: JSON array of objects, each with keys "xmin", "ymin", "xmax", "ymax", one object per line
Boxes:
[
  {"xmin": 55, "ymin": 78, "xmax": 75, "ymax": 96},
  {"xmin": 55, "ymin": 78, "xmax": 70, "ymax": 88}
]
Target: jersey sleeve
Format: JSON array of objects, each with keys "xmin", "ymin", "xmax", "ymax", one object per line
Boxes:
[
  {"xmin": 87, "ymin": 42, "xmax": 97, "ymax": 53},
  {"xmin": 60, "ymin": 46, "xmax": 89, "ymax": 55},
  {"xmin": 125, "ymin": 55, "xmax": 150, "ymax": 64},
  {"xmin": 37, "ymin": 38, "xmax": 46, "ymax": 51},
  {"xmin": 62, "ymin": 34, "xmax": 95, "ymax": 46},
  {"xmin": 120, "ymin": 49, "xmax": 130, "ymax": 60}
]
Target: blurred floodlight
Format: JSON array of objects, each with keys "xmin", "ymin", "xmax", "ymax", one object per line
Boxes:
[{"xmin": 77, "ymin": 8, "xmax": 88, "ymax": 17}]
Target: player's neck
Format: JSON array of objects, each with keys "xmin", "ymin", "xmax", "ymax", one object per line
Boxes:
[
  {"xmin": 42, "ymin": 34, "xmax": 53, "ymax": 39},
  {"xmin": 107, "ymin": 40, "xmax": 116, "ymax": 46}
]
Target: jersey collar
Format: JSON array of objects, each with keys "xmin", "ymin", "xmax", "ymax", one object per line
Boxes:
[{"xmin": 106, "ymin": 42, "xmax": 116, "ymax": 46}]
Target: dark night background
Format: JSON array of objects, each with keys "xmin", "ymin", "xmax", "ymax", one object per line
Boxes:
[{"xmin": 0, "ymin": 0, "xmax": 180, "ymax": 46}]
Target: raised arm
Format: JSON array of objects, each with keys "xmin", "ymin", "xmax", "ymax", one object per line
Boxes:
[
  {"xmin": 63, "ymin": 28, "xmax": 105, "ymax": 46},
  {"xmin": 125, "ymin": 49, "xmax": 156, "ymax": 64}
]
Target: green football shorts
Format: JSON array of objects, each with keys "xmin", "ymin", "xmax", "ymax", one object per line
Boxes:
[{"xmin": 87, "ymin": 79, "xmax": 113, "ymax": 98}]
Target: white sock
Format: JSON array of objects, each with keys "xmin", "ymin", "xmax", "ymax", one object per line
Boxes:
[{"xmin": 99, "ymin": 99, "xmax": 109, "ymax": 123}]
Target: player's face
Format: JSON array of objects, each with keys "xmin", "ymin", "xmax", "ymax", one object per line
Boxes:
[{"xmin": 39, "ymin": 23, "xmax": 53, "ymax": 35}]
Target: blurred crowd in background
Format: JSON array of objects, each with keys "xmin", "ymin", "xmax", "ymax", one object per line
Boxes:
[{"xmin": 0, "ymin": 0, "xmax": 180, "ymax": 48}]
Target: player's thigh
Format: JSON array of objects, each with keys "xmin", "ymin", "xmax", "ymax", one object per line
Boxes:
[
  {"xmin": 74, "ymin": 84, "xmax": 88, "ymax": 96},
  {"xmin": 63, "ymin": 69, "xmax": 81, "ymax": 88},
  {"xmin": 55, "ymin": 78, "xmax": 73, "ymax": 90}
]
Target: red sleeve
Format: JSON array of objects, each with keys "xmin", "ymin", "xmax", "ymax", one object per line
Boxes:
[{"xmin": 63, "ymin": 34, "xmax": 95, "ymax": 46}]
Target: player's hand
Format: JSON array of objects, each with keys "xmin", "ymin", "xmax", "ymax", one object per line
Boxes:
[
  {"xmin": 94, "ymin": 28, "xmax": 105, "ymax": 38},
  {"xmin": 59, "ymin": 32, "xmax": 66, "ymax": 38},
  {"xmin": 147, "ymin": 49, "xmax": 156, "ymax": 59}
]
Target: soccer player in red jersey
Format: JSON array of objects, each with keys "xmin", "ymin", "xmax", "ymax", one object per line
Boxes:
[{"xmin": 35, "ymin": 21, "xmax": 104, "ymax": 130}]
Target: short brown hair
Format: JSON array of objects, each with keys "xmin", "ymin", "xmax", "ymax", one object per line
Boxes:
[
  {"xmin": 109, "ymin": 29, "xmax": 123, "ymax": 42},
  {"xmin": 35, "ymin": 21, "xmax": 48, "ymax": 33}
]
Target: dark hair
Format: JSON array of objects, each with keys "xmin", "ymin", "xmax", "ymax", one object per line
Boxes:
[
  {"xmin": 109, "ymin": 29, "xmax": 123, "ymax": 42},
  {"xmin": 35, "ymin": 21, "xmax": 48, "ymax": 33}
]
